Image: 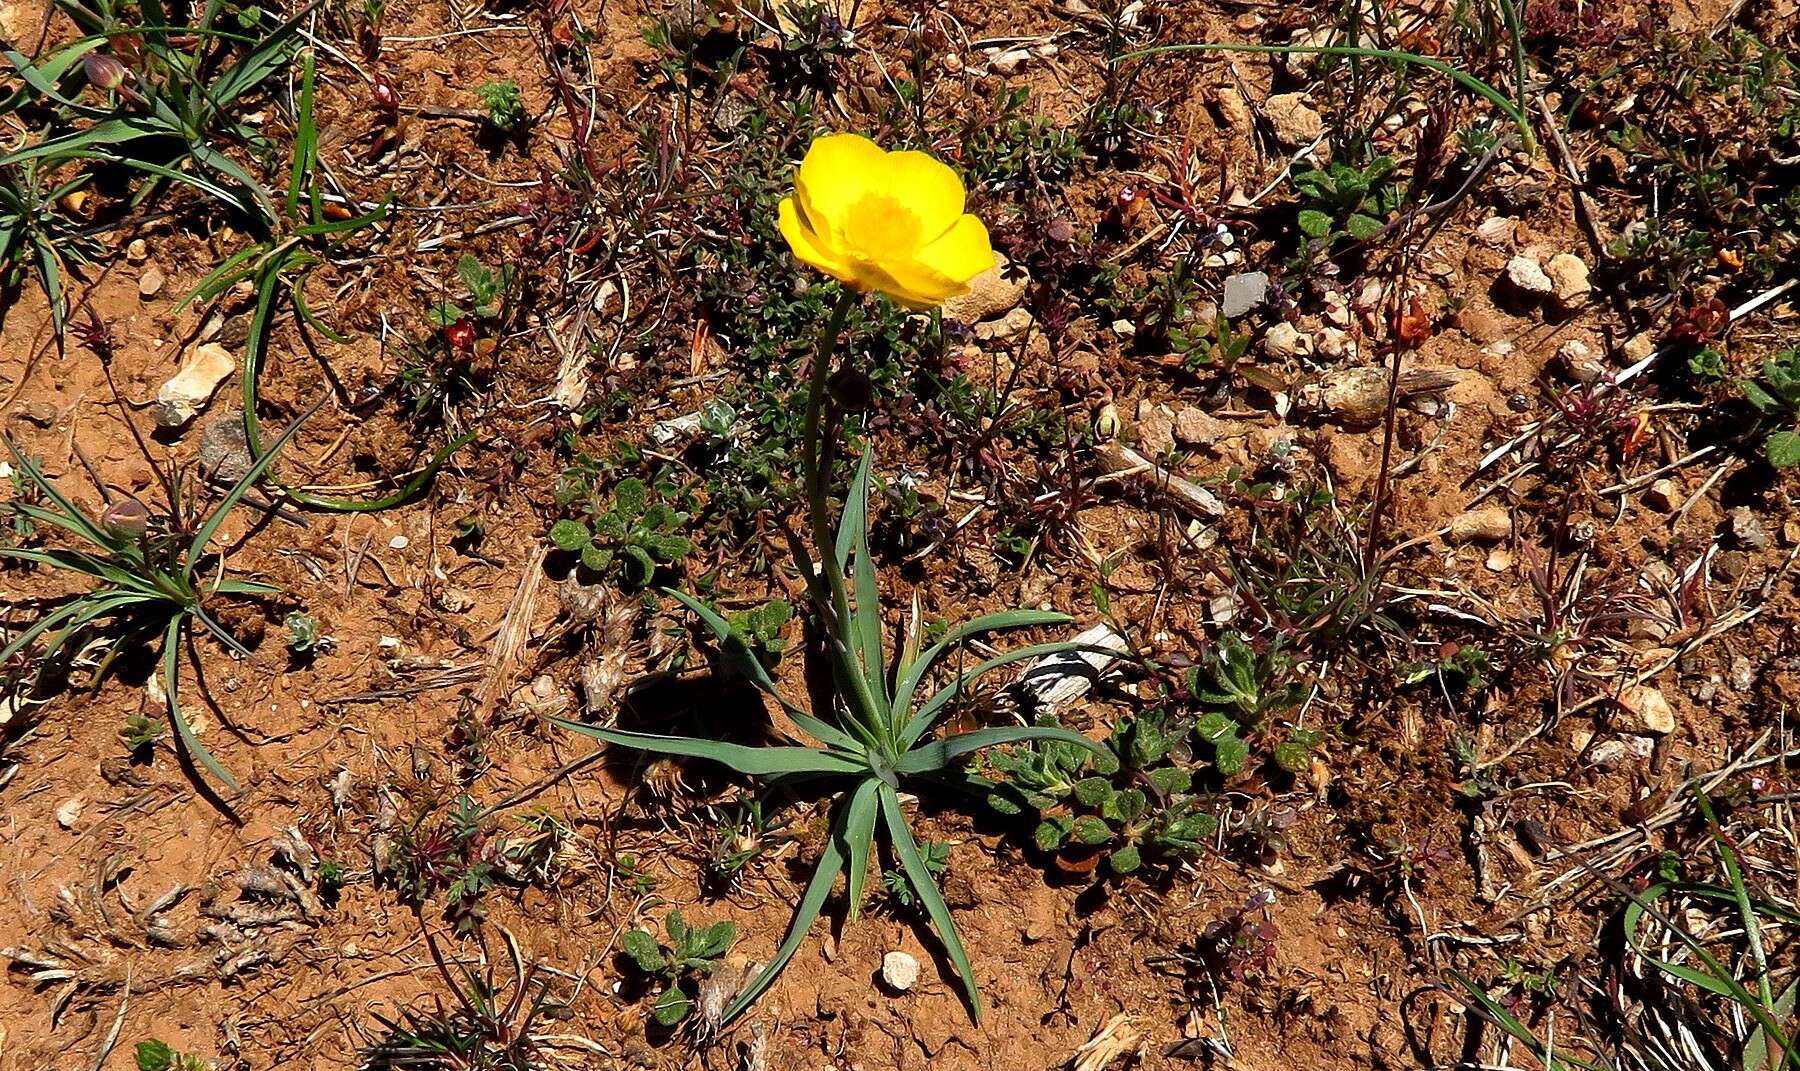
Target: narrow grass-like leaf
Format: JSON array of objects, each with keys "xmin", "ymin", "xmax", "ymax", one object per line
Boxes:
[
  {"xmin": 175, "ymin": 244, "xmax": 263, "ymax": 311},
  {"xmin": 1121, "ymin": 42, "xmax": 1535, "ymax": 152},
  {"xmin": 184, "ymin": 397, "xmax": 315, "ymax": 582},
  {"xmin": 1445, "ymin": 970, "xmax": 1602, "ymax": 1071},
  {"xmin": 835, "ymin": 447, "xmax": 889, "ymax": 715},
  {"xmin": 880, "ymin": 783, "xmax": 981, "ymax": 1020},
  {"xmin": 663, "ymin": 587, "xmax": 865, "ymax": 753},
  {"xmin": 896, "ymin": 724, "xmax": 1106, "ymax": 775},
  {"xmin": 286, "ymin": 48, "xmax": 315, "ymax": 220},
  {"xmin": 0, "ymin": 598, "xmax": 89, "ymax": 667},
  {"xmin": 163, "ymin": 616, "xmax": 240, "ymax": 791},
  {"xmin": 841, "ymin": 778, "xmax": 880, "ymax": 921},
  {"xmin": 719, "ymin": 796, "xmax": 851, "ymax": 1023},
  {"xmin": 900, "ymin": 640, "xmax": 1123, "ymax": 750},
  {"xmin": 3, "ymin": 439, "xmax": 114, "ymax": 547},
  {"xmin": 1745, "ymin": 981, "xmax": 1799, "ymax": 1071},
  {"xmin": 891, "ymin": 609, "xmax": 1071, "ymax": 715},
  {"xmin": 0, "ymin": 116, "xmax": 171, "ymax": 166},
  {"xmin": 548, "ymin": 718, "xmax": 864, "ymax": 777}
]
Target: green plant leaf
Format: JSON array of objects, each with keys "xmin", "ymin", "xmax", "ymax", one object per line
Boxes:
[
  {"xmin": 1107, "ymin": 844, "xmax": 1142, "ymax": 874},
  {"xmin": 835, "ymin": 447, "xmax": 890, "ymax": 715},
  {"xmin": 623, "ymin": 929, "xmax": 665, "ymax": 973},
  {"xmin": 184, "ymin": 399, "xmax": 317, "ymax": 584},
  {"xmin": 662, "ymin": 588, "xmax": 864, "ymax": 753},
  {"xmin": 549, "ymin": 718, "xmax": 865, "ymax": 778},
  {"xmin": 1072, "ymin": 815, "xmax": 1112, "ymax": 845},
  {"xmin": 1766, "ymin": 430, "xmax": 1800, "ymax": 469},
  {"xmin": 651, "ymin": 985, "xmax": 691, "ymax": 1026},
  {"xmin": 891, "ymin": 609, "xmax": 1071, "ymax": 715},
  {"xmin": 900, "ymin": 640, "xmax": 1123, "ymax": 750},
  {"xmin": 689, "ymin": 921, "xmax": 736, "ymax": 961},
  {"xmin": 719, "ymin": 789, "xmax": 853, "ymax": 1023},
  {"xmin": 1296, "ymin": 209, "xmax": 1333, "ymax": 239},
  {"xmin": 1073, "ymin": 776, "xmax": 1112, "ymax": 807},
  {"xmin": 880, "ymin": 783, "xmax": 981, "ymax": 1020},
  {"xmin": 896, "ymin": 724, "xmax": 1107, "ymax": 775},
  {"xmin": 665, "ymin": 910, "xmax": 689, "ymax": 949},
  {"xmin": 1345, "ymin": 212, "xmax": 1384, "ymax": 239},
  {"xmin": 1034, "ymin": 817, "xmax": 1071, "ymax": 851},
  {"xmin": 163, "ymin": 616, "xmax": 240, "ymax": 791},
  {"xmin": 841, "ymin": 777, "xmax": 880, "ymax": 921}
]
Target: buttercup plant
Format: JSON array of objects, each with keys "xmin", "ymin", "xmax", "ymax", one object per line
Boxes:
[{"xmin": 555, "ymin": 132, "xmax": 1107, "ymax": 1022}]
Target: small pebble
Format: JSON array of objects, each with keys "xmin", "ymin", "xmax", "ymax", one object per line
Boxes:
[
  {"xmin": 138, "ymin": 265, "xmax": 165, "ymax": 299},
  {"xmin": 56, "ymin": 797, "xmax": 84, "ymax": 829},
  {"xmin": 388, "ymin": 535, "xmax": 410, "ymax": 550},
  {"xmin": 881, "ymin": 951, "xmax": 920, "ymax": 993},
  {"xmin": 1504, "ymin": 256, "xmax": 1553, "ymax": 297}
]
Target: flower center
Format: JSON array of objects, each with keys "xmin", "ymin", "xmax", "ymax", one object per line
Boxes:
[{"xmin": 841, "ymin": 192, "xmax": 924, "ymax": 260}]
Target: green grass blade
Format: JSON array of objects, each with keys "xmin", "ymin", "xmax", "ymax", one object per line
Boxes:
[
  {"xmin": 0, "ymin": 116, "xmax": 171, "ymax": 166},
  {"xmin": 192, "ymin": 604, "xmax": 253, "ymax": 658},
  {"xmin": 891, "ymin": 610, "xmax": 1071, "ymax": 715},
  {"xmin": 1700, "ymin": 791, "xmax": 1779, "ymax": 1014},
  {"xmin": 1121, "ymin": 41, "xmax": 1535, "ymax": 152},
  {"xmin": 162, "ymin": 616, "xmax": 240, "ymax": 792},
  {"xmin": 841, "ymin": 778, "xmax": 879, "ymax": 921},
  {"xmin": 879, "ymin": 783, "xmax": 981, "ymax": 1021},
  {"xmin": 720, "ymin": 790, "xmax": 853, "ymax": 1023},
  {"xmin": 548, "ymin": 718, "xmax": 865, "ymax": 777},
  {"xmin": 184, "ymin": 396, "xmax": 316, "ymax": 583},
  {"xmin": 899, "ymin": 640, "xmax": 1123, "ymax": 750},
  {"xmin": 186, "ymin": 141, "xmax": 276, "ymax": 222},
  {"xmin": 286, "ymin": 47, "xmax": 315, "ymax": 219},
  {"xmin": 0, "ymin": 598, "xmax": 89, "ymax": 666},
  {"xmin": 175, "ymin": 244, "xmax": 264, "ymax": 311},
  {"xmin": 105, "ymin": 154, "xmax": 256, "ymax": 218},
  {"xmin": 205, "ymin": 1, "xmax": 311, "ymax": 110},
  {"xmin": 835, "ymin": 446, "xmax": 889, "ymax": 716},
  {"xmin": 208, "ymin": 579, "xmax": 279, "ymax": 596},
  {"xmin": 292, "ymin": 282, "xmax": 350, "ymax": 343},
  {"xmin": 1746, "ymin": 981, "xmax": 1799, "ymax": 1071},
  {"xmin": 291, "ymin": 197, "xmax": 391, "ymax": 237},
  {"xmin": 3, "ymin": 438, "xmax": 115, "ymax": 548},
  {"xmin": 0, "ymin": 40, "xmax": 107, "ymax": 113},
  {"xmin": 663, "ymin": 588, "xmax": 866, "ymax": 753},
  {"xmin": 1445, "ymin": 969, "xmax": 1601, "ymax": 1071},
  {"xmin": 897, "ymin": 724, "xmax": 1106, "ymax": 775}
]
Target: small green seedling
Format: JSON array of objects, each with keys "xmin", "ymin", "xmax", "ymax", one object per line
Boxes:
[
  {"xmin": 135, "ymin": 1040, "xmax": 207, "ymax": 1071},
  {"xmin": 623, "ymin": 911, "xmax": 738, "ymax": 1026},
  {"xmin": 549, "ymin": 478, "xmax": 692, "ymax": 587},
  {"xmin": 884, "ymin": 840, "xmax": 949, "ymax": 908},
  {"xmin": 120, "ymin": 713, "xmax": 164, "ymax": 756},
  {"xmin": 727, "ymin": 599, "xmax": 792, "ymax": 664},
  {"xmin": 1740, "ymin": 349, "xmax": 1800, "ymax": 468},
  {"xmin": 475, "ymin": 79, "xmax": 525, "ymax": 132},
  {"xmin": 1293, "ymin": 156, "xmax": 1400, "ymax": 245},
  {"xmin": 429, "ymin": 254, "xmax": 514, "ymax": 327},
  {"xmin": 1189, "ymin": 631, "xmax": 1303, "ymax": 726},
  {"xmin": 283, "ymin": 610, "xmax": 329, "ymax": 654}
]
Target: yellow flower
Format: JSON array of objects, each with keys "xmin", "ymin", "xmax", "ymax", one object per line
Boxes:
[{"xmin": 777, "ymin": 133, "xmax": 995, "ymax": 310}]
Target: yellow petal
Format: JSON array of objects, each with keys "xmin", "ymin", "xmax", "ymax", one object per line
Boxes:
[
  {"xmin": 778, "ymin": 197, "xmax": 857, "ymax": 285},
  {"xmin": 877, "ymin": 214, "xmax": 995, "ymax": 307},
  {"xmin": 880, "ymin": 150, "xmax": 966, "ymax": 243},
  {"xmin": 795, "ymin": 132, "xmax": 885, "ymax": 246},
  {"xmin": 913, "ymin": 214, "xmax": 995, "ymax": 283}
]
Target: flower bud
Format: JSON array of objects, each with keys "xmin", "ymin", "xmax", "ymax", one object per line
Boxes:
[
  {"xmin": 103, "ymin": 497, "xmax": 150, "ymax": 540},
  {"xmin": 84, "ymin": 52, "xmax": 128, "ymax": 91}
]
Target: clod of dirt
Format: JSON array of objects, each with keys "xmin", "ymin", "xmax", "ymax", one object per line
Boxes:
[
  {"xmin": 1618, "ymin": 684, "xmax": 1677, "ymax": 735},
  {"xmin": 19, "ymin": 400, "xmax": 58, "ymax": 427},
  {"xmin": 1132, "ymin": 400, "xmax": 1176, "ymax": 457},
  {"xmin": 138, "ymin": 264, "xmax": 166, "ymax": 299},
  {"xmin": 1298, "ymin": 365, "xmax": 1466, "ymax": 427},
  {"xmin": 152, "ymin": 344, "xmax": 237, "ymax": 429},
  {"xmin": 1263, "ymin": 321, "xmax": 1311, "ymax": 359},
  {"xmin": 199, "ymin": 411, "xmax": 254, "ymax": 481},
  {"xmin": 1475, "ymin": 216, "xmax": 1517, "ymax": 248},
  {"xmin": 1646, "ymin": 478, "xmax": 1681, "ymax": 512},
  {"xmin": 54, "ymin": 797, "xmax": 84, "ymax": 829},
  {"xmin": 1504, "ymin": 255, "xmax": 1554, "ymax": 298},
  {"xmin": 1221, "ymin": 271, "xmax": 1269, "ymax": 319},
  {"xmin": 1546, "ymin": 253, "xmax": 1591, "ymax": 310},
  {"xmin": 1446, "ymin": 507, "xmax": 1511, "ymax": 545},
  {"xmin": 942, "ymin": 251, "xmax": 1026, "ymax": 323},
  {"xmin": 1263, "ymin": 92, "xmax": 1323, "ymax": 148},
  {"xmin": 974, "ymin": 306, "xmax": 1035, "ymax": 342},
  {"xmin": 1557, "ymin": 339, "xmax": 1604, "ymax": 384},
  {"xmin": 1729, "ymin": 506, "xmax": 1770, "ymax": 550},
  {"xmin": 1174, "ymin": 406, "xmax": 1233, "ymax": 449},
  {"xmin": 880, "ymin": 950, "xmax": 919, "ymax": 993},
  {"xmin": 510, "ymin": 674, "xmax": 573, "ymax": 722}
]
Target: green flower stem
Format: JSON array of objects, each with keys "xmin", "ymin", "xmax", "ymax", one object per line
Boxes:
[{"xmin": 800, "ymin": 291, "xmax": 862, "ymax": 654}]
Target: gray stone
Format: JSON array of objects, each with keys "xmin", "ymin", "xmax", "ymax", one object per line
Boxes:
[{"xmin": 1221, "ymin": 271, "xmax": 1269, "ymax": 319}]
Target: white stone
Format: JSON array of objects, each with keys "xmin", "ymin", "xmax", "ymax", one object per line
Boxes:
[{"xmin": 882, "ymin": 951, "xmax": 920, "ymax": 992}]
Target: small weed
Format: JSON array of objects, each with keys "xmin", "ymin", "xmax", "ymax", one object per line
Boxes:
[
  {"xmin": 883, "ymin": 840, "xmax": 949, "ymax": 909},
  {"xmin": 120, "ymin": 713, "xmax": 164, "ymax": 757},
  {"xmin": 134, "ymin": 1040, "xmax": 208, "ymax": 1071},
  {"xmin": 726, "ymin": 599, "xmax": 792, "ymax": 665},
  {"xmin": 429, "ymin": 254, "xmax": 515, "ymax": 330},
  {"xmin": 475, "ymin": 79, "xmax": 525, "ymax": 133},
  {"xmin": 1188, "ymin": 631, "xmax": 1304, "ymax": 728},
  {"xmin": 362, "ymin": 931, "xmax": 568, "ymax": 1071},
  {"xmin": 387, "ymin": 794, "xmax": 497, "ymax": 935},
  {"xmin": 623, "ymin": 911, "xmax": 738, "ymax": 1027},
  {"xmin": 1738, "ymin": 349, "xmax": 1800, "ymax": 468},
  {"xmin": 1292, "ymin": 156, "xmax": 1401, "ymax": 249},
  {"xmin": 283, "ymin": 610, "xmax": 331, "ymax": 656},
  {"xmin": 705, "ymin": 798, "xmax": 784, "ymax": 889},
  {"xmin": 549, "ymin": 477, "xmax": 692, "ymax": 588}
]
